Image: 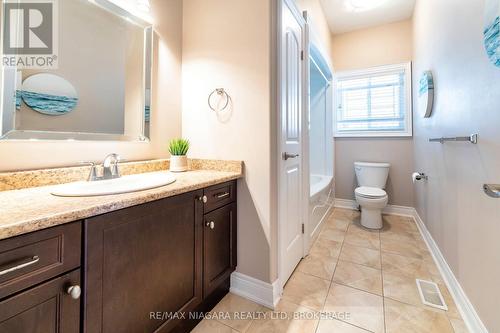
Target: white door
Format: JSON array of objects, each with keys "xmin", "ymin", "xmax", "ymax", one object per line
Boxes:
[{"xmin": 280, "ymin": 0, "xmax": 304, "ymax": 285}]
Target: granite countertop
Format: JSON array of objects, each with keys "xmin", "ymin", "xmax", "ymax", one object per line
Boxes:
[{"xmin": 0, "ymin": 163, "xmax": 242, "ymax": 241}]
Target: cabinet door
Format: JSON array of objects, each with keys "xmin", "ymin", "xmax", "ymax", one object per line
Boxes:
[
  {"xmin": 84, "ymin": 190, "xmax": 203, "ymax": 333},
  {"xmin": 0, "ymin": 269, "xmax": 81, "ymax": 333},
  {"xmin": 203, "ymin": 203, "xmax": 237, "ymax": 297}
]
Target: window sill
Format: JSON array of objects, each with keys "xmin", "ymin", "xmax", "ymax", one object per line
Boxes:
[{"xmin": 334, "ymin": 132, "xmax": 413, "ymax": 138}]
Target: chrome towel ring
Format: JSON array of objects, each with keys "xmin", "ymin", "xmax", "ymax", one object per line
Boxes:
[{"xmin": 208, "ymin": 88, "xmax": 230, "ymax": 112}]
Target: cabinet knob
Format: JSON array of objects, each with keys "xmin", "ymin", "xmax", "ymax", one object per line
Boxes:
[
  {"xmin": 197, "ymin": 195, "xmax": 208, "ymax": 203},
  {"xmin": 66, "ymin": 285, "xmax": 81, "ymax": 300},
  {"xmin": 206, "ymin": 221, "xmax": 215, "ymax": 229}
]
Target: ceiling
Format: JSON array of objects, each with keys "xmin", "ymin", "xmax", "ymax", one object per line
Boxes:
[{"xmin": 320, "ymin": 0, "xmax": 416, "ymax": 35}]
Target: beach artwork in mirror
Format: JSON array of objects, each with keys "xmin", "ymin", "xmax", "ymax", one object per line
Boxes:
[
  {"xmin": 20, "ymin": 74, "xmax": 78, "ymax": 116},
  {"xmin": 484, "ymin": 0, "xmax": 500, "ymax": 67},
  {"xmin": 0, "ymin": 0, "xmax": 153, "ymax": 141}
]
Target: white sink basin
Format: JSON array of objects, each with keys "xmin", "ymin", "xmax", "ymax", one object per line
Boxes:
[{"xmin": 51, "ymin": 172, "xmax": 176, "ymax": 197}]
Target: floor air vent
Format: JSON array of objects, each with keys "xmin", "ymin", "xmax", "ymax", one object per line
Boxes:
[{"xmin": 416, "ymin": 279, "xmax": 448, "ymax": 311}]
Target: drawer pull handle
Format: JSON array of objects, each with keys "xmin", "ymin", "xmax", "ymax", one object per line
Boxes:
[
  {"xmin": 66, "ymin": 285, "xmax": 81, "ymax": 300},
  {"xmin": 215, "ymin": 192, "xmax": 230, "ymax": 199},
  {"xmin": 206, "ymin": 221, "xmax": 215, "ymax": 229},
  {"xmin": 0, "ymin": 255, "xmax": 40, "ymax": 276}
]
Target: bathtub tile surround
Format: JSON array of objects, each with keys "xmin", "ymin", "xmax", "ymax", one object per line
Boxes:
[
  {"xmin": 0, "ymin": 158, "xmax": 242, "ymax": 191},
  {"xmin": 191, "ymin": 208, "xmax": 468, "ymax": 333},
  {"xmin": 0, "ymin": 160, "xmax": 243, "ymax": 240}
]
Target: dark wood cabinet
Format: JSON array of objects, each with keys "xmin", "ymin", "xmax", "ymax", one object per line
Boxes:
[
  {"xmin": 203, "ymin": 202, "xmax": 237, "ymax": 297},
  {"xmin": 0, "ymin": 269, "xmax": 81, "ymax": 333},
  {"xmin": 203, "ymin": 181, "xmax": 236, "ymax": 213},
  {"xmin": 0, "ymin": 222, "xmax": 81, "ymax": 299},
  {"xmin": 84, "ymin": 190, "xmax": 204, "ymax": 333},
  {"xmin": 0, "ymin": 180, "xmax": 237, "ymax": 333}
]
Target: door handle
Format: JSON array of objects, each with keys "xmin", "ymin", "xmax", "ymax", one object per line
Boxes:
[
  {"xmin": 282, "ymin": 152, "xmax": 299, "ymax": 160},
  {"xmin": 483, "ymin": 184, "xmax": 500, "ymax": 198}
]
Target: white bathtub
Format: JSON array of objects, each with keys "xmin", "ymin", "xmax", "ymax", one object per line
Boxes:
[
  {"xmin": 309, "ymin": 174, "xmax": 334, "ymax": 242},
  {"xmin": 310, "ymin": 174, "xmax": 333, "ymax": 200}
]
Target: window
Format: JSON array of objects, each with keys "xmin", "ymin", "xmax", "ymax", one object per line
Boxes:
[{"xmin": 334, "ymin": 63, "xmax": 412, "ymax": 137}]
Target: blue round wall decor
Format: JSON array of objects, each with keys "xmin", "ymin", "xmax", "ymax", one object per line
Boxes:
[
  {"xmin": 418, "ymin": 71, "xmax": 434, "ymax": 118},
  {"xmin": 484, "ymin": 0, "xmax": 500, "ymax": 67},
  {"xmin": 21, "ymin": 73, "xmax": 78, "ymax": 116}
]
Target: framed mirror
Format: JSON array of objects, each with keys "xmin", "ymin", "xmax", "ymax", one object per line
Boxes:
[{"xmin": 0, "ymin": 0, "xmax": 154, "ymax": 141}]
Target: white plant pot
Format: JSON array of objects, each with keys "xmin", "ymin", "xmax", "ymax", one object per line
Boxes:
[{"xmin": 170, "ymin": 155, "xmax": 188, "ymax": 172}]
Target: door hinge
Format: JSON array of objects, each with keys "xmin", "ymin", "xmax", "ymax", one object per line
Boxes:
[
  {"xmin": 300, "ymin": 50, "xmax": 304, "ymax": 61},
  {"xmin": 301, "ymin": 224, "xmax": 305, "ymax": 234}
]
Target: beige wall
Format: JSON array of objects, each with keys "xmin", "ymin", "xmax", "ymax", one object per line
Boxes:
[
  {"xmin": 0, "ymin": 0, "xmax": 182, "ymax": 172},
  {"xmin": 413, "ymin": 0, "xmax": 500, "ymax": 330},
  {"xmin": 331, "ymin": 20, "xmax": 413, "ymax": 70},
  {"xmin": 182, "ymin": 0, "xmax": 273, "ymax": 282},
  {"xmin": 335, "ymin": 137, "xmax": 414, "ymax": 206},
  {"xmin": 331, "ymin": 20, "xmax": 414, "ymax": 206}
]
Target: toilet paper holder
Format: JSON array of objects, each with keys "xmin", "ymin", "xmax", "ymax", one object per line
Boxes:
[
  {"xmin": 413, "ymin": 172, "xmax": 428, "ymax": 181},
  {"xmin": 484, "ymin": 184, "xmax": 500, "ymax": 198}
]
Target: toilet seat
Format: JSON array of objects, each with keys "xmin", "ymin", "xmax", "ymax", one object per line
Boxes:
[{"xmin": 355, "ymin": 186, "xmax": 387, "ymax": 199}]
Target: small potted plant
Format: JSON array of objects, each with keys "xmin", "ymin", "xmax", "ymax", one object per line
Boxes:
[{"xmin": 169, "ymin": 138, "xmax": 190, "ymax": 172}]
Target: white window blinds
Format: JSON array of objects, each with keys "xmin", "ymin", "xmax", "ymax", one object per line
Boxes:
[{"xmin": 334, "ymin": 63, "xmax": 412, "ymax": 137}]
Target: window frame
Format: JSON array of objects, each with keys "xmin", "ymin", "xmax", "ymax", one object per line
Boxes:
[{"xmin": 333, "ymin": 62, "xmax": 413, "ymax": 138}]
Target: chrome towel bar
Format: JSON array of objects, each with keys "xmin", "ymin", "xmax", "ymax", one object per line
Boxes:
[{"xmin": 429, "ymin": 134, "xmax": 478, "ymax": 144}]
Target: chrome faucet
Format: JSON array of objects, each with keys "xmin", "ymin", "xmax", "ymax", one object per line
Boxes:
[
  {"xmin": 81, "ymin": 153, "xmax": 123, "ymax": 181},
  {"xmin": 102, "ymin": 153, "xmax": 122, "ymax": 179},
  {"xmin": 80, "ymin": 161, "xmax": 100, "ymax": 181}
]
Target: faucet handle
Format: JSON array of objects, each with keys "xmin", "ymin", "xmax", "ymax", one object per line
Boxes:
[
  {"xmin": 79, "ymin": 161, "xmax": 99, "ymax": 181},
  {"xmin": 111, "ymin": 159, "xmax": 123, "ymax": 178}
]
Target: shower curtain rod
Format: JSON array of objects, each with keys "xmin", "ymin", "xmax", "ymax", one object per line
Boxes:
[{"xmin": 310, "ymin": 55, "xmax": 331, "ymax": 85}]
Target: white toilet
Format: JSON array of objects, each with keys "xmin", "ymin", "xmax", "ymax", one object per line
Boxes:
[{"xmin": 354, "ymin": 162, "xmax": 390, "ymax": 229}]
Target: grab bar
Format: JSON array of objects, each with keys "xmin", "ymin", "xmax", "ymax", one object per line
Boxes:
[{"xmin": 429, "ymin": 134, "xmax": 478, "ymax": 144}]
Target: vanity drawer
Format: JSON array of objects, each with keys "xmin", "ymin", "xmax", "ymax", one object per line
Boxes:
[
  {"xmin": 0, "ymin": 222, "xmax": 81, "ymax": 299},
  {"xmin": 203, "ymin": 180, "xmax": 236, "ymax": 213}
]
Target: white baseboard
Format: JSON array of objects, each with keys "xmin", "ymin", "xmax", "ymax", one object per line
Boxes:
[
  {"xmin": 334, "ymin": 197, "xmax": 488, "ymax": 332},
  {"xmin": 413, "ymin": 211, "xmax": 489, "ymax": 333},
  {"xmin": 383, "ymin": 204, "xmax": 415, "ymax": 217},
  {"xmin": 333, "ymin": 198, "xmax": 358, "ymax": 210},
  {"xmin": 230, "ymin": 272, "xmax": 280, "ymax": 309},
  {"xmin": 334, "ymin": 198, "xmax": 415, "ymax": 217}
]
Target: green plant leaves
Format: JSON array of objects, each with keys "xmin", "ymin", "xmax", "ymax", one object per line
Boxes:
[{"xmin": 169, "ymin": 138, "xmax": 190, "ymax": 156}]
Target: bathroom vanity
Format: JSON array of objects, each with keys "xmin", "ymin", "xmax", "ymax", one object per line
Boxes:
[{"xmin": 0, "ymin": 164, "xmax": 240, "ymax": 333}]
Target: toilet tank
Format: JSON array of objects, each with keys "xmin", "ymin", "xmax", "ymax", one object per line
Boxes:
[{"xmin": 354, "ymin": 162, "xmax": 390, "ymax": 189}]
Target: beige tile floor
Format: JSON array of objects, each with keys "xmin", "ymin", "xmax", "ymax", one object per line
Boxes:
[{"xmin": 191, "ymin": 208, "xmax": 468, "ymax": 333}]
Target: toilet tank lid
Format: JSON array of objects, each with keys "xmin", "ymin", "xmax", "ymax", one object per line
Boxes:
[{"xmin": 354, "ymin": 162, "xmax": 391, "ymax": 168}]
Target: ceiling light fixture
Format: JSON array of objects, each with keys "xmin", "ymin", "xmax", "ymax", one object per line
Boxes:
[
  {"xmin": 346, "ymin": 0, "xmax": 387, "ymax": 12},
  {"xmin": 136, "ymin": 0, "xmax": 150, "ymax": 12}
]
